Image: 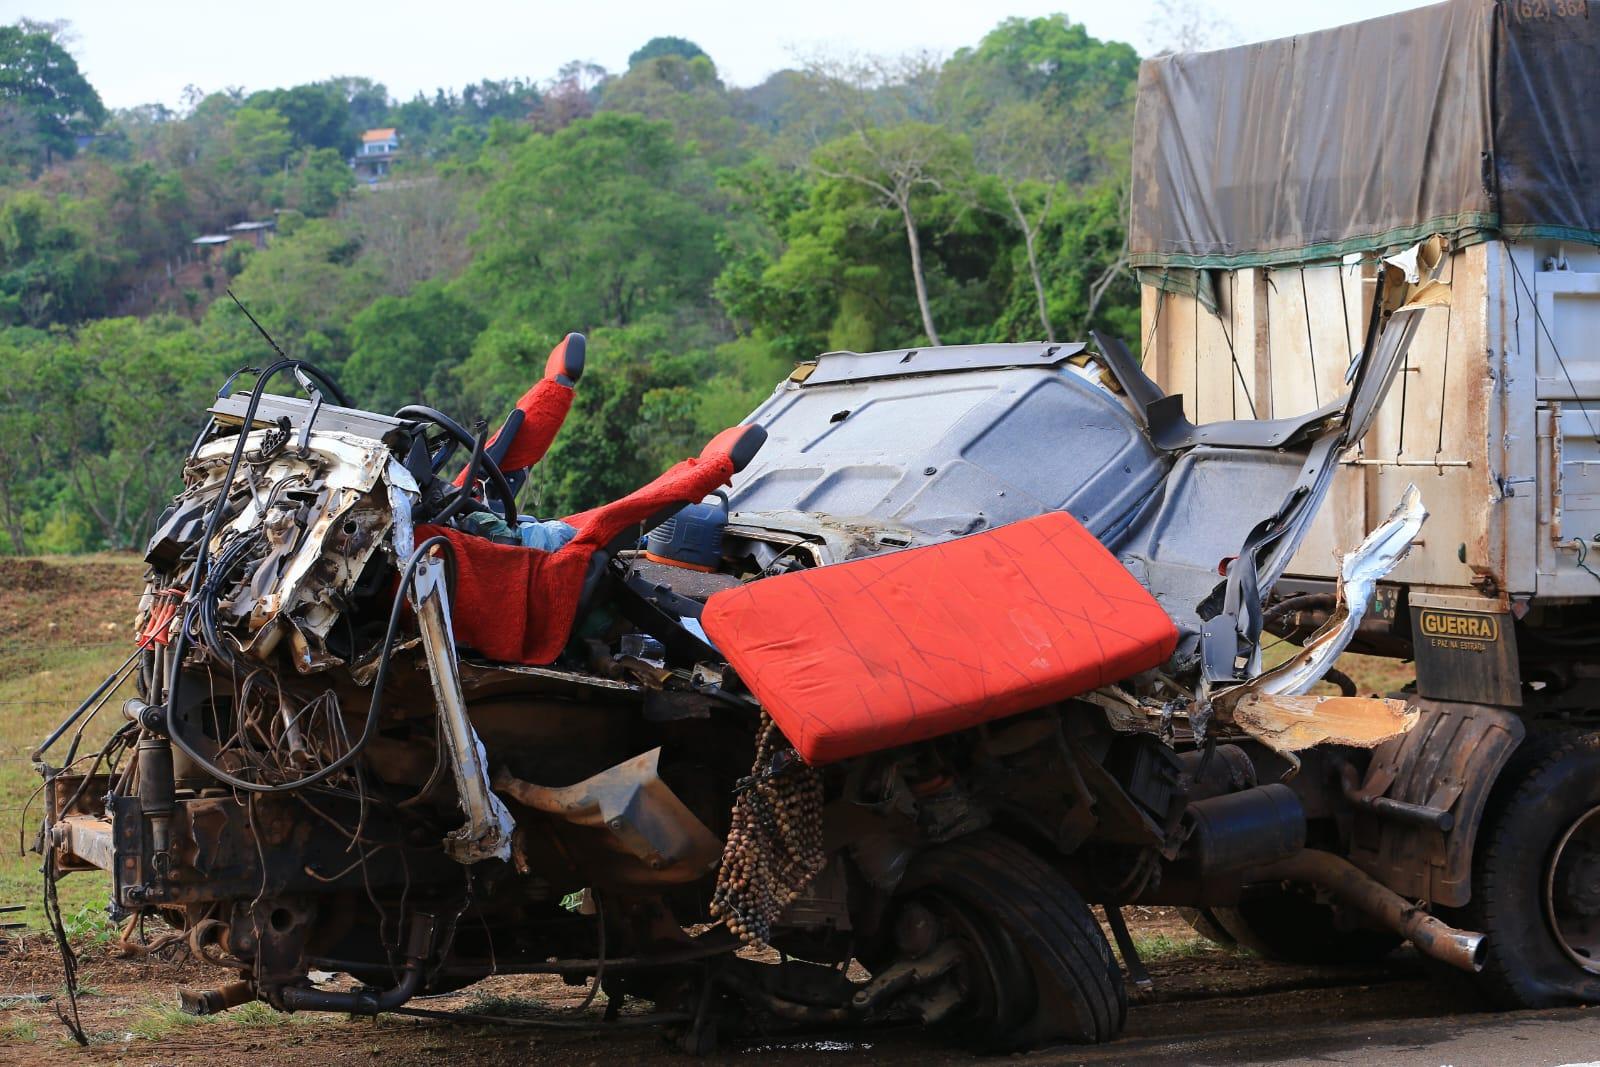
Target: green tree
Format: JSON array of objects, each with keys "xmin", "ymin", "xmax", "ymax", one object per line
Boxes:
[
  {"xmin": 466, "ymin": 112, "xmax": 721, "ymax": 334},
  {"xmin": 246, "ymin": 83, "xmax": 352, "ymax": 153},
  {"xmin": 602, "ymin": 53, "xmax": 745, "ymax": 164},
  {"xmin": 0, "ymin": 190, "xmax": 111, "ymax": 326},
  {"xmin": 942, "ymin": 16, "xmax": 1141, "ymax": 340},
  {"xmin": 204, "ymin": 217, "xmax": 379, "ymax": 366},
  {"xmin": 0, "ymin": 21, "xmax": 106, "ymax": 169},
  {"xmin": 226, "ymin": 106, "xmax": 293, "ymax": 175},
  {"xmin": 716, "ymin": 152, "xmax": 1012, "ymax": 362},
  {"xmin": 295, "ymin": 146, "xmax": 354, "ymax": 216},
  {"xmin": 794, "ymin": 55, "xmax": 975, "ymax": 346},
  {"xmin": 628, "ymin": 36, "xmax": 707, "ymax": 69},
  {"xmin": 344, "ymin": 280, "xmax": 485, "ymax": 413}
]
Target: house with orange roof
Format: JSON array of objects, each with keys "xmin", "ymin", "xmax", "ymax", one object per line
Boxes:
[{"xmin": 352, "ymin": 127, "xmax": 399, "ymax": 182}]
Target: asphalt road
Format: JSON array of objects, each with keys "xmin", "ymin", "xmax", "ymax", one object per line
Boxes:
[{"xmin": 1067, "ymin": 1003, "xmax": 1600, "ymax": 1066}]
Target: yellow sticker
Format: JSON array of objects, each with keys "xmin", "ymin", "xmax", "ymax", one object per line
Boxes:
[{"xmin": 1418, "ymin": 609, "xmax": 1500, "ymax": 642}]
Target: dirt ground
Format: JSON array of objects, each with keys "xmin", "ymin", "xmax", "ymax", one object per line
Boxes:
[{"xmin": 1, "ymin": 907, "xmax": 1581, "ymax": 1067}]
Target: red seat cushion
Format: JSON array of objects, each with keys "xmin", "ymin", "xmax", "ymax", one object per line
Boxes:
[
  {"xmin": 700, "ymin": 512, "xmax": 1178, "ymax": 764},
  {"xmin": 417, "ymin": 424, "xmax": 760, "ymax": 665}
]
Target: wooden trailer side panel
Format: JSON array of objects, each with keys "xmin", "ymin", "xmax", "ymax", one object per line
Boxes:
[{"xmin": 1140, "ymin": 245, "xmax": 1507, "ymax": 596}]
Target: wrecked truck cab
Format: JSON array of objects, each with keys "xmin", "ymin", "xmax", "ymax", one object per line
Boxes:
[{"xmin": 35, "ymin": 324, "xmax": 1447, "ymax": 1052}]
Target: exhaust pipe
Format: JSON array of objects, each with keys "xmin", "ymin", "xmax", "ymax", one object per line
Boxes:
[
  {"xmin": 279, "ymin": 913, "xmax": 435, "ymax": 1014},
  {"xmin": 1246, "ymin": 849, "xmax": 1485, "ymax": 973}
]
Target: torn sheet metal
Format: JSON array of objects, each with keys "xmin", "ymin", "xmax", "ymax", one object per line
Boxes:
[
  {"xmin": 1231, "ymin": 693, "xmax": 1419, "ymax": 755},
  {"xmin": 1225, "ymin": 485, "xmax": 1428, "ymax": 703},
  {"xmin": 412, "ymin": 556, "xmax": 515, "ymax": 864},
  {"xmin": 493, "ymin": 748, "xmax": 722, "ymax": 884}
]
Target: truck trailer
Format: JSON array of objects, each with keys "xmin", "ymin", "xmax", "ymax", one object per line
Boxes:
[{"xmin": 1132, "ymin": 0, "xmax": 1600, "ymax": 1005}]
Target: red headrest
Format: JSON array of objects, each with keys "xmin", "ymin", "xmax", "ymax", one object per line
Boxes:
[{"xmin": 545, "ymin": 333, "xmax": 586, "ymax": 386}]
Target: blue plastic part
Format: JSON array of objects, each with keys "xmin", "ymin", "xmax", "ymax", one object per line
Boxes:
[{"xmin": 646, "ymin": 493, "xmax": 728, "ymax": 570}]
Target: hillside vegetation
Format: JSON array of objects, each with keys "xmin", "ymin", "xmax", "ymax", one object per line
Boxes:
[{"xmin": 0, "ymin": 18, "xmax": 1144, "ymax": 553}]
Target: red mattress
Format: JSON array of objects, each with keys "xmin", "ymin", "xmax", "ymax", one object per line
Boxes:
[{"xmin": 699, "ymin": 512, "xmax": 1178, "ymax": 764}]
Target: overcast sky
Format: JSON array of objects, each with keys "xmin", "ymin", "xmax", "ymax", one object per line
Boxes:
[{"xmin": 18, "ymin": 0, "xmax": 1435, "ymax": 111}]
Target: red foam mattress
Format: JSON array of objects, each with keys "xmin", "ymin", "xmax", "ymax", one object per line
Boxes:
[{"xmin": 700, "ymin": 511, "xmax": 1178, "ymax": 764}]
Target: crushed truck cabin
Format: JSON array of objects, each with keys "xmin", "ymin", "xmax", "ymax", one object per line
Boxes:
[{"xmin": 28, "ymin": 0, "xmax": 1600, "ymax": 1051}]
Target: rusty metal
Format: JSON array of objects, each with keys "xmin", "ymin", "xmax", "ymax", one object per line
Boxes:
[
  {"xmin": 1347, "ymin": 699, "xmax": 1525, "ymax": 907},
  {"xmin": 178, "ymin": 980, "xmax": 253, "ymax": 1017},
  {"xmin": 1246, "ymin": 849, "xmax": 1486, "ymax": 972},
  {"xmin": 493, "ymin": 748, "xmax": 722, "ymax": 885},
  {"xmin": 1339, "ymin": 760, "xmax": 1455, "ymax": 831}
]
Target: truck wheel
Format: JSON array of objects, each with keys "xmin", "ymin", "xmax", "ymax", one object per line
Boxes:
[
  {"xmin": 899, "ymin": 834, "xmax": 1126, "ymax": 1049},
  {"xmin": 1177, "ymin": 907, "xmax": 1236, "ymax": 947},
  {"xmin": 1464, "ymin": 733, "xmax": 1600, "ymax": 1008},
  {"xmin": 1210, "ymin": 887, "xmax": 1401, "ymax": 964}
]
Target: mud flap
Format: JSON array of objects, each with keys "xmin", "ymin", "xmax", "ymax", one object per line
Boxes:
[{"xmin": 1347, "ymin": 699, "xmax": 1524, "ymax": 907}]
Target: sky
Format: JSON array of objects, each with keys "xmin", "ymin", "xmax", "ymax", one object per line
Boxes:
[{"xmin": 13, "ymin": 0, "xmax": 1436, "ymax": 111}]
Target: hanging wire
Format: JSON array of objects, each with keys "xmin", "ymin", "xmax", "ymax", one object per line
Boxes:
[
  {"xmin": 1214, "ymin": 272, "xmax": 1258, "ymax": 418},
  {"xmin": 1339, "ymin": 257, "xmax": 1356, "ymax": 368},
  {"xmin": 1508, "ymin": 252, "xmax": 1598, "ymax": 440},
  {"xmin": 1299, "ymin": 267, "xmax": 1322, "ymax": 408},
  {"xmin": 1436, "ymin": 252, "xmax": 1458, "ymax": 457},
  {"xmin": 1571, "ymin": 538, "xmax": 1600, "ymax": 585},
  {"xmin": 1142, "ymin": 287, "xmax": 1166, "ymax": 375},
  {"xmin": 1192, "ymin": 283, "xmax": 1201, "ymax": 423},
  {"xmin": 1230, "ymin": 271, "xmax": 1239, "ymax": 419}
]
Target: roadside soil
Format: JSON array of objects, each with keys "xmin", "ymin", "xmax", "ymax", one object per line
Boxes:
[{"xmin": 0, "ymin": 907, "xmax": 1499, "ymax": 1067}]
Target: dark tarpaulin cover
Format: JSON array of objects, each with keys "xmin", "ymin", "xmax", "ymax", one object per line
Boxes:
[{"xmin": 1130, "ymin": 0, "xmax": 1600, "ymax": 269}]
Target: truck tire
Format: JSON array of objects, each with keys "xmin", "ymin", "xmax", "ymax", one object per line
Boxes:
[
  {"xmin": 1177, "ymin": 907, "xmax": 1236, "ymax": 947},
  {"xmin": 1462, "ymin": 732, "xmax": 1600, "ymax": 1008},
  {"xmin": 900, "ymin": 833, "xmax": 1126, "ymax": 1048},
  {"xmin": 1209, "ymin": 887, "xmax": 1401, "ymax": 964}
]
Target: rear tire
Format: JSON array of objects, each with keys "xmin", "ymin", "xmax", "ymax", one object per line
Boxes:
[
  {"xmin": 898, "ymin": 833, "xmax": 1126, "ymax": 1049},
  {"xmin": 1460, "ymin": 732, "xmax": 1600, "ymax": 1008},
  {"xmin": 1177, "ymin": 907, "xmax": 1236, "ymax": 947}
]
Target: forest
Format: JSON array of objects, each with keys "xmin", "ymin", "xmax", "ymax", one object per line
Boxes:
[{"xmin": 0, "ymin": 16, "xmax": 1165, "ymax": 554}]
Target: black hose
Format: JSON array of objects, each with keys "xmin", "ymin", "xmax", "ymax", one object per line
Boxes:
[
  {"xmin": 162, "ymin": 536, "xmax": 456, "ymax": 794},
  {"xmin": 1262, "ymin": 593, "xmax": 1336, "ymax": 626},
  {"xmin": 197, "ymin": 531, "xmax": 263, "ymax": 678},
  {"xmin": 34, "ymin": 648, "xmax": 143, "ymax": 759},
  {"xmin": 1323, "ymin": 667, "xmax": 1359, "ymax": 697}
]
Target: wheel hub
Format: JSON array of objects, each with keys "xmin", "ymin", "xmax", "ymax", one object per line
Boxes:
[{"xmin": 1545, "ymin": 804, "xmax": 1600, "ymax": 972}]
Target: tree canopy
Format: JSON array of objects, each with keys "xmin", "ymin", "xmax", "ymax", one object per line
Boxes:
[
  {"xmin": 0, "ymin": 13, "xmax": 1151, "ymax": 549},
  {"xmin": 629, "ymin": 36, "xmax": 708, "ymax": 68},
  {"xmin": 0, "ymin": 21, "xmax": 106, "ymax": 169}
]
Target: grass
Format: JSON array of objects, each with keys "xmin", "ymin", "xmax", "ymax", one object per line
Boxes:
[
  {"xmin": 1130, "ymin": 931, "xmax": 1216, "ymax": 961},
  {"xmin": 59, "ymin": 901, "xmax": 119, "ymax": 948},
  {"xmin": 3, "ymin": 1018, "xmax": 39, "ymax": 1042},
  {"xmin": 0, "ymin": 554, "xmax": 145, "ymax": 934},
  {"xmin": 129, "ymin": 1001, "xmax": 208, "ymax": 1040},
  {"xmin": 228, "ymin": 1000, "xmax": 288, "ymax": 1027},
  {"xmin": 460, "ymin": 992, "xmax": 549, "ymax": 1018}
]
